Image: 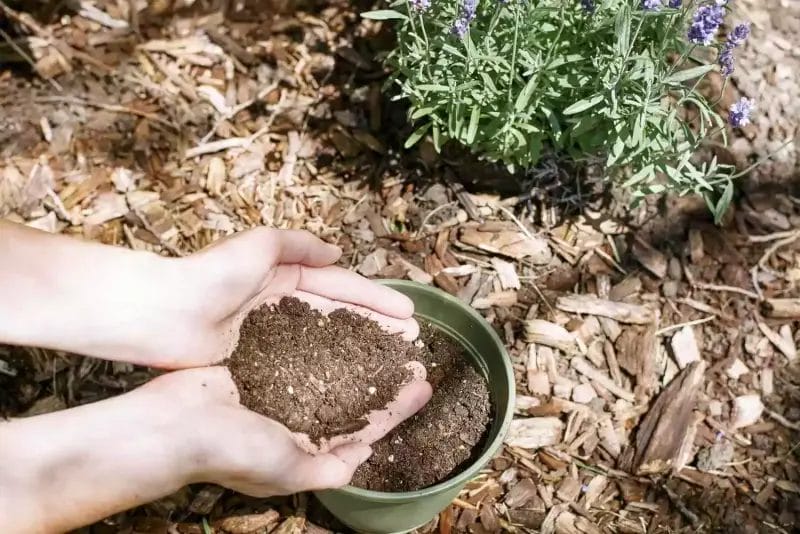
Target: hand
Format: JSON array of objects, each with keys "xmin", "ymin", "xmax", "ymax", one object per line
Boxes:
[
  {"xmin": 164, "ymin": 366, "xmax": 431, "ymax": 495},
  {"xmin": 0, "ymin": 367, "xmax": 432, "ymax": 533},
  {"xmin": 141, "ymin": 227, "xmax": 420, "ymax": 369}
]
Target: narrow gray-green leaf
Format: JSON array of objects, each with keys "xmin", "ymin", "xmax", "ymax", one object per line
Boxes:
[
  {"xmin": 361, "ymin": 9, "xmax": 408, "ymax": 20},
  {"xmin": 664, "ymin": 64, "xmax": 715, "ymax": 84},
  {"xmin": 563, "ymin": 94, "xmax": 604, "ymax": 115},
  {"xmin": 466, "ymin": 106, "xmax": 481, "ymax": 144}
]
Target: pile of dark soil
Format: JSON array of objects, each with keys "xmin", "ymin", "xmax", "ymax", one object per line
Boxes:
[
  {"xmin": 351, "ymin": 324, "xmax": 492, "ymax": 491},
  {"xmin": 228, "ymin": 298, "xmax": 492, "ymax": 491},
  {"xmin": 228, "ymin": 297, "xmax": 417, "ymax": 442}
]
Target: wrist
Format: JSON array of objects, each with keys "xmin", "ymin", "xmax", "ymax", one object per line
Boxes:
[{"xmin": 0, "ymin": 221, "xmax": 198, "ymax": 365}]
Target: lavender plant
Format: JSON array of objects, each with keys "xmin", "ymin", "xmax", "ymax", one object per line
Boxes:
[{"xmin": 364, "ymin": 0, "xmax": 756, "ymax": 220}]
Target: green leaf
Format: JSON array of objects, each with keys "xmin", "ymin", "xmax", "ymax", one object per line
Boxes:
[
  {"xmin": 515, "ymin": 74, "xmax": 539, "ymax": 113},
  {"xmin": 614, "ymin": 5, "xmax": 631, "ymax": 55},
  {"xmin": 622, "ymin": 164, "xmax": 655, "ymax": 188},
  {"xmin": 404, "ymin": 123, "xmax": 431, "ymax": 149},
  {"xmin": 361, "ymin": 9, "xmax": 408, "ymax": 20},
  {"xmin": 563, "ymin": 94, "xmax": 604, "ymax": 115},
  {"xmin": 466, "ymin": 106, "xmax": 481, "ymax": 144},
  {"xmin": 664, "ymin": 64, "xmax": 715, "ymax": 84},
  {"xmin": 410, "ymin": 106, "xmax": 437, "ymax": 120}
]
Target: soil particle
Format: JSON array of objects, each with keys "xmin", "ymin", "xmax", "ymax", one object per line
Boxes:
[
  {"xmin": 351, "ymin": 323, "xmax": 492, "ymax": 492},
  {"xmin": 228, "ymin": 297, "xmax": 416, "ymax": 442}
]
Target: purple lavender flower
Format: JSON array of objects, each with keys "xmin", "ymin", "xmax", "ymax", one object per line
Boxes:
[
  {"xmin": 718, "ymin": 44, "xmax": 734, "ymax": 77},
  {"xmin": 452, "ymin": 0, "xmax": 478, "ymax": 38},
  {"xmin": 729, "ymin": 97, "xmax": 754, "ymax": 128},
  {"xmin": 687, "ymin": 4, "xmax": 725, "ymax": 45},
  {"xmin": 410, "ymin": 0, "xmax": 431, "ymax": 10},
  {"xmin": 717, "ymin": 22, "xmax": 750, "ymax": 78},
  {"xmin": 668, "ymin": 0, "xmax": 682, "ymax": 7},
  {"xmin": 581, "ymin": 0, "xmax": 596, "ymax": 13},
  {"xmin": 728, "ymin": 22, "xmax": 751, "ymax": 46},
  {"xmin": 642, "ymin": 0, "xmax": 662, "ymax": 11}
]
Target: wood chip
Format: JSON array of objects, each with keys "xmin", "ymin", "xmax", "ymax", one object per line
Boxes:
[
  {"xmin": 761, "ymin": 368, "xmax": 774, "ymax": 396},
  {"xmin": 556, "ymin": 477, "xmax": 582, "ymax": 503},
  {"xmin": 357, "ymin": 248, "xmax": 388, "ymax": 277},
  {"xmin": 732, "ymin": 394, "xmax": 764, "ymax": 429},
  {"xmin": 424, "ymin": 254, "xmax": 460, "ymax": 295},
  {"xmin": 619, "ymin": 361, "xmax": 706, "ymax": 475},
  {"xmin": 758, "ymin": 321, "xmax": 797, "ymax": 361},
  {"xmin": 460, "ymin": 227, "xmax": 552, "ymax": 264},
  {"xmin": 189, "ymin": 485, "xmax": 225, "ymax": 515},
  {"xmin": 516, "ymin": 395, "xmax": 542, "ymax": 413},
  {"xmin": 556, "ymin": 295, "xmax": 655, "ymax": 324},
  {"xmin": 505, "ymin": 478, "xmax": 538, "ymax": 508},
  {"xmin": 572, "ymin": 383, "xmax": 598, "ymax": 404},
  {"xmin": 632, "ymin": 236, "xmax": 667, "ymax": 278},
  {"xmin": 214, "ymin": 511, "xmax": 280, "ymax": 533},
  {"xmin": 396, "ymin": 257, "xmax": 433, "ymax": 285},
  {"xmin": 505, "ymin": 417, "xmax": 564, "ymax": 449},
  {"xmin": 763, "ymin": 298, "xmax": 800, "ymax": 319},
  {"xmin": 571, "ymin": 357, "xmax": 635, "ymax": 402},
  {"xmin": 84, "ymin": 192, "xmax": 128, "ymax": 225},
  {"xmin": 553, "ymin": 511, "xmax": 582, "ymax": 534},
  {"xmin": 580, "ymin": 475, "xmax": 608, "ymax": 509},
  {"xmin": 725, "ymin": 357, "xmax": 750, "ymax": 380},
  {"xmin": 527, "ymin": 345, "xmax": 551, "ymax": 396},
  {"xmin": 491, "ymin": 257, "xmax": 521, "ymax": 290},
  {"xmin": 472, "ymin": 290, "xmax": 517, "ymax": 309},
  {"xmin": 669, "ymin": 326, "xmax": 702, "ymax": 369},
  {"xmin": 524, "ymin": 320, "xmax": 578, "ymax": 353}
]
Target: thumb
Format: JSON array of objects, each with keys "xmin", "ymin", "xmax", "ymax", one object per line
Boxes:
[{"xmin": 292, "ymin": 443, "xmax": 372, "ymax": 491}]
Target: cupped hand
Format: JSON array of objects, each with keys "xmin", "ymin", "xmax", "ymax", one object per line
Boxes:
[
  {"xmin": 148, "ymin": 228, "xmax": 419, "ymax": 369},
  {"xmin": 150, "ymin": 366, "xmax": 432, "ymax": 496}
]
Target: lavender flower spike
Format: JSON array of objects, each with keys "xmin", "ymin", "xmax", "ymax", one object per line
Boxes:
[
  {"xmin": 729, "ymin": 97, "xmax": 754, "ymax": 128},
  {"xmin": 687, "ymin": 4, "xmax": 725, "ymax": 45},
  {"xmin": 452, "ymin": 0, "xmax": 478, "ymax": 38},
  {"xmin": 581, "ymin": 0, "xmax": 596, "ymax": 14},
  {"xmin": 718, "ymin": 44, "xmax": 734, "ymax": 77},
  {"xmin": 729, "ymin": 22, "xmax": 751, "ymax": 47},
  {"xmin": 668, "ymin": 0, "xmax": 682, "ymax": 7},
  {"xmin": 642, "ymin": 0, "xmax": 661, "ymax": 11},
  {"xmin": 717, "ymin": 22, "xmax": 751, "ymax": 78},
  {"xmin": 410, "ymin": 0, "xmax": 431, "ymax": 11}
]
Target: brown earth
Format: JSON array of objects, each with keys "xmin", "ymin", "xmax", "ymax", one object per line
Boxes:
[
  {"xmin": 352, "ymin": 323, "xmax": 492, "ymax": 492},
  {"xmin": 228, "ymin": 297, "xmax": 415, "ymax": 443}
]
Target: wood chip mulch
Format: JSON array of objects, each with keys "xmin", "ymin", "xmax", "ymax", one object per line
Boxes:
[{"xmin": 1, "ymin": 1, "xmax": 799, "ymax": 533}]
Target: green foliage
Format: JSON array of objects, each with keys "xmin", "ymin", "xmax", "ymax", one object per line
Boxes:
[{"xmin": 366, "ymin": 0, "xmax": 739, "ymax": 219}]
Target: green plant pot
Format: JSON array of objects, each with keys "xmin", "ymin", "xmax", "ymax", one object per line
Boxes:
[{"xmin": 314, "ymin": 280, "xmax": 516, "ymax": 534}]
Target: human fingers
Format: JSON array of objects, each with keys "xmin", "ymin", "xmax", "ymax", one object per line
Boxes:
[
  {"xmin": 202, "ymin": 227, "xmax": 341, "ymax": 268},
  {"xmin": 288, "ymin": 443, "xmax": 373, "ymax": 492},
  {"xmin": 297, "ymin": 265, "xmax": 415, "ymax": 319},
  {"xmin": 290, "ymin": 289, "xmax": 420, "ymax": 341},
  {"xmin": 204, "ymin": 407, "xmax": 371, "ymax": 496},
  {"xmin": 264, "ymin": 229, "xmax": 342, "ymax": 267}
]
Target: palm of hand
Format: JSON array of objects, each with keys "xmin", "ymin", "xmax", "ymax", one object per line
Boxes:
[{"xmin": 178, "ymin": 228, "xmax": 419, "ymax": 368}]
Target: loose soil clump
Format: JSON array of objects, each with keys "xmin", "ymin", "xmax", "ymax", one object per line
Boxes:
[
  {"xmin": 228, "ymin": 297, "xmax": 416, "ymax": 442},
  {"xmin": 351, "ymin": 324, "xmax": 492, "ymax": 492}
]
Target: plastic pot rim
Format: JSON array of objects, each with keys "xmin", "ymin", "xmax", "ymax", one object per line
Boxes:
[{"xmin": 331, "ymin": 279, "xmax": 516, "ymax": 503}]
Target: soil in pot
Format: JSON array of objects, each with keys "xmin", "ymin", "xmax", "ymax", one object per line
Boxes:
[
  {"xmin": 351, "ymin": 323, "xmax": 491, "ymax": 492},
  {"xmin": 227, "ymin": 297, "xmax": 492, "ymax": 491}
]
